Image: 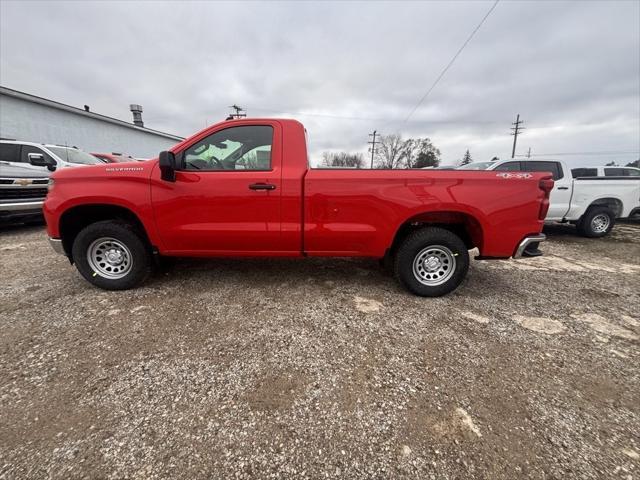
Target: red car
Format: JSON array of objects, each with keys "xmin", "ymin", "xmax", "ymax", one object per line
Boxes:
[
  {"xmin": 44, "ymin": 118, "xmax": 551, "ymax": 296},
  {"xmin": 91, "ymin": 152, "xmax": 138, "ymax": 163}
]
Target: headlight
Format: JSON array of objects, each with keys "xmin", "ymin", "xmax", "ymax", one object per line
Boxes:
[{"xmin": 47, "ymin": 178, "xmax": 55, "ymax": 191}]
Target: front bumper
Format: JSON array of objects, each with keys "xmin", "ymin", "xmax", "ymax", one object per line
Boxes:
[
  {"xmin": 0, "ymin": 200, "xmax": 44, "ymax": 212},
  {"xmin": 48, "ymin": 237, "xmax": 65, "ymax": 255},
  {"xmin": 513, "ymin": 234, "xmax": 546, "ymax": 258}
]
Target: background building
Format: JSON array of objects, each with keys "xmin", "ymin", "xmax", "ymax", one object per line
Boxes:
[{"xmin": 0, "ymin": 86, "xmax": 183, "ymax": 158}]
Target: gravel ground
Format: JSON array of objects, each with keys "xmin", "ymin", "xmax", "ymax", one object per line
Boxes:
[{"xmin": 1, "ymin": 221, "xmax": 639, "ymax": 479}]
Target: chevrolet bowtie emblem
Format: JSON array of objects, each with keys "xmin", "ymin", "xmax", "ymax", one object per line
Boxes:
[{"xmin": 15, "ymin": 179, "xmax": 33, "ymax": 186}]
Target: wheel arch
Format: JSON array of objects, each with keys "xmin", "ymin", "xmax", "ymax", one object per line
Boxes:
[
  {"xmin": 58, "ymin": 204, "xmax": 153, "ymax": 257},
  {"xmin": 585, "ymin": 197, "xmax": 623, "ymax": 218},
  {"xmin": 387, "ymin": 210, "xmax": 484, "ymax": 257}
]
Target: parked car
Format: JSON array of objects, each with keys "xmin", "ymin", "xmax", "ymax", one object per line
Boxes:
[
  {"xmin": 571, "ymin": 166, "xmax": 640, "ymax": 178},
  {"xmin": 92, "ymin": 152, "xmax": 138, "ymax": 163},
  {"xmin": 0, "ymin": 140, "xmax": 103, "ymax": 174},
  {"xmin": 0, "ymin": 161, "xmax": 50, "ymax": 224},
  {"xmin": 43, "ymin": 118, "xmax": 552, "ymax": 296},
  {"xmin": 458, "ymin": 159, "xmax": 640, "ymax": 236}
]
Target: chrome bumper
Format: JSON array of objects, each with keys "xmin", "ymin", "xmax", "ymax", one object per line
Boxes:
[
  {"xmin": 514, "ymin": 234, "xmax": 546, "ymax": 258},
  {"xmin": 48, "ymin": 237, "xmax": 65, "ymax": 255},
  {"xmin": 0, "ymin": 200, "xmax": 44, "ymax": 212}
]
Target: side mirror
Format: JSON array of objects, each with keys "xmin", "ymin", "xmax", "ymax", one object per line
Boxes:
[
  {"xmin": 158, "ymin": 151, "xmax": 176, "ymax": 182},
  {"xmin": 28, "ymin": 153, "xmax": 57, "ymax": 171}
]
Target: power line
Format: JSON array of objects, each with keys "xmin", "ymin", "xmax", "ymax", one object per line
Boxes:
[
  {"xmin": 403, "ymin": 0, "xmax": 500, "ymax": 123},
  {"xmin": 249, "ymin": 106, "xmax": 516, "ymax": 125}
]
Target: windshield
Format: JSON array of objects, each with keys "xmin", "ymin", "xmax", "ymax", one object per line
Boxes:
[
  {"xmin": 457, "ymin": 161, "xmax": 494, "ymax": 170},
  {"xmin": 47, "ymin": 147, "xmax": 102, "ymax": 165}
]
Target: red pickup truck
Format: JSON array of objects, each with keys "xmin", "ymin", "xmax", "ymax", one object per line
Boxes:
[{"xmin": 44, "ymin": 118, "xmax": 551, "ymax": 296}]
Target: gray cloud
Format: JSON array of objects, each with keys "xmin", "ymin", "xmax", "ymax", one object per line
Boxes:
[{"xmin": 1, "ymin": 0, "xmax": 638, "ymax": 166}]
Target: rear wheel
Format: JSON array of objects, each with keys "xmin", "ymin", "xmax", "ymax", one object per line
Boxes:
[
  {"xmin": 577, "ymin": 207, "xmax": 615, "ymax": 238},
  {"xmin": 394, "ymin": 227, "xmax": 469, "ymax": 297},
  {"xmin": 71, "ymin": 221, "xmax": 152, "ymax": 290}
]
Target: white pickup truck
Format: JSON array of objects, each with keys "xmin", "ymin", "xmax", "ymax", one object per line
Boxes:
[{"xmin": 459, "ymin": 159, "xmax": 640, "ymax": 237}]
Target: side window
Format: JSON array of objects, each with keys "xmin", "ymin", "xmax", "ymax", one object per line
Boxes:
[
  {"xmin": 604, "ymin": 168, "xmax": 624, "ymax": 177},
  {"xmin": 625, "ymin": 168, "xmax": 640, "ymax": 177},
  {"xmin": 495, "ymin": 161, "xmax": 522, "ymax": 171},
  {"xmin": 20, "ymin": 145, "xmax": 55, "ymax": 164},
  {"xmin": 0, "ymin": 143, "xmax": 21, "ymax": 163},
  {"xmin": 523, "ymin": 161, "xmax": 563, "ymax": 180},
  {"xmin": 182, "ymin": 125, "xmax": 273, "ymax": 171},
  {"xmin": 572, "ymin": 168, "xmax": 597, "ymax": 178}
]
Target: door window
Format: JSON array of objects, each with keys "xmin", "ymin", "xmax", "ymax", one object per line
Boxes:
[
  {"xmin": 0, "ymin": 143, "xmax": 20, "ymax": 163},
  {"xmin": 183, "ymin": 126, "xmax": 273, "ymax": 171},
  {"xmin": 523, "ymin": 161, "xmax": 563, "ymax": 180},
  {"xmin": 495, "ymin": 161, "xmax": 522, "ymax": 171}
]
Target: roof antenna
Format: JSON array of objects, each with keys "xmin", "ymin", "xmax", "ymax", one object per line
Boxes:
[{"xmin": 227, "ymin": 104, "xmax": 246, "ymax": 120}]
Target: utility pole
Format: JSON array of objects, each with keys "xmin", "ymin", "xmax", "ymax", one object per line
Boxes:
[
  {"xmin": 368, "ymin": 130, "xmax": 379, "ymax": 169},
  {"xmin": 510, "ymin": 114, "xmax": 524, "ymax": 158},
  {"xmin": 526, "ymin": 147, "xmax": 531, "ymax": 159},
  {"xmin": 228, "ymin": 104, "xmax": 247, "ymax": 120}
]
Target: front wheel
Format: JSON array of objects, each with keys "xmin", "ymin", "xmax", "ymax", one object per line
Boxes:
[
  {"xmin": 394, "ymin": 227, "xmax": 469, "ymax": 297},
  {"xmin": 577, "ymin": 207, "xmax": 615, "ymax": 238},
  {"xmin": 72, "ymin": 221, "xmax": 152, "ymax": 290}
]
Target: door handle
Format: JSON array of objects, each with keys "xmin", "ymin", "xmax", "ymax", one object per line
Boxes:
[
  {"xmin": 249, "ymin": 183, "xmax": 276, "ymax": 191},
  {"xmin": 557, "ymin": 186, "xmax": 569, "ymax": 190}
]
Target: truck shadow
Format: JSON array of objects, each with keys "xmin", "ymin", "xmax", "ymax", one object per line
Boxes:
[
  {"xmin": 147, "ymin": 256, "xmax": 511, "ymax": 298},
  {"xmin": 149, "ymin": 256, "xmax": 400, "ymax": 293}
]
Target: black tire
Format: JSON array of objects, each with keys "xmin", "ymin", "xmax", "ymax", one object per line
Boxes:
[
  {"xmin": 577, "ymin": 207, "xmax": 615, "ymax": 238},
  {"xmin": 394, "ymin": 227, "xmax": 469, "ymax": 297},
  {"xmin": 71, "ymin": 220, "xmax": 152, "ymax": 290}
]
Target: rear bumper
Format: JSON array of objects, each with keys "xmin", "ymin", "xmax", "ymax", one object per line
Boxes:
[{"xmin": 513, "ymin": 234, "xmax": 546, "ymax": 258}]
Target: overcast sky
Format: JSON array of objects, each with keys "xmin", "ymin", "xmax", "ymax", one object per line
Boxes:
[{"xmin": 1, "ymin": 0, "xmax": 639, "ymax": 166}]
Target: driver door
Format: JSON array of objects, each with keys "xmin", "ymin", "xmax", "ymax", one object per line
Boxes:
[{"xmin": 151, "ymin": 123, "xmax": 284, "ymax": 254}]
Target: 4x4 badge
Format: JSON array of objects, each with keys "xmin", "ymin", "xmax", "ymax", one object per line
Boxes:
[{"xmin": 496, "ymin": 172, "xmax": 532, "ymax": 179}]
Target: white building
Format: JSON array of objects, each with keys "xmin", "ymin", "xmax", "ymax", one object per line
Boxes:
[{"xmin": 0, "ymin": 86, "xmax": 183, "ymax": 158}]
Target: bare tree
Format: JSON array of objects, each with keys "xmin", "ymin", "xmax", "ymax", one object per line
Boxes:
[
  {"xmin": 375, "ymin": 134, "xmax": 441, "ymax": 169},
  {"xmin": 374, "ymin": 134, "xmax": 411, "ymax": 169},
  {"xmin": 321, "ymin": 151, "xmax": 365, "ymax": 168}
]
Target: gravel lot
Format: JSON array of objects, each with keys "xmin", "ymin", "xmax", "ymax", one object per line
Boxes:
[{"xmin": 1, "ymin": 221, "xmax": 639, "ymax": 479}]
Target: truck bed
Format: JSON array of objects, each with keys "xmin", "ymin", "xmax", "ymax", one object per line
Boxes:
[{"xmin": 303, "ymin": 168, "xmax": 549, "ymax": 258}]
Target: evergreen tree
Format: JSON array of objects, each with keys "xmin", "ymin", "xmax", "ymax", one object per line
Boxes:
[{"xmin": 460, "ymin": 149, "xmax": 473, "ymax": 165}]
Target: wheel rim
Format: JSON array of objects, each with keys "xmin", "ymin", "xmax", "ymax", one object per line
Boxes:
[
  {"xmin": 87, "ymin": 237, "xmax": 133, "ymax": 279},
  {"xmin": 412, "ymin": 245, "xmax": 456, "ymax": 286},
  {"xmin": 591, "ymin": 213, "xmax": 610, "ymax": 233}
]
